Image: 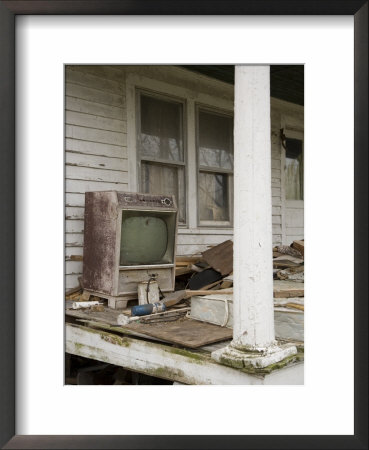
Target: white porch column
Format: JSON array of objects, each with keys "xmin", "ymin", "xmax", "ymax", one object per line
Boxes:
[
  {"xmin": 212, "ymin": 66, "xmax": 297, "ymax": 370},
  {"xmin": 232, "ymin": 65, "xmax": 275, "ymax": 348}
]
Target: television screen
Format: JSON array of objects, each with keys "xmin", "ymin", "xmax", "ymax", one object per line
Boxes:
[{"xmin": 120, "ymin": 210, "xmax": 176, "ymax": 265}]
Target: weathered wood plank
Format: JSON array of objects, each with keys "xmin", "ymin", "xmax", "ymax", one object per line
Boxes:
[
  {"xmin": 66, "ymin": 323, "xmax": 263, "ymax": 385},
  {"xmin": 286, "ymin": 227, "xmax": 304, "ymax": 236},
  {"xmin": 66, "ymin": 96, "xmax": 125, "ymax": 121},
  {"xmin": 65, "ymin": 206, "xmax": 85, "ymax": 220},
  {"xmin": 66, "ymin": 83, "xmax": 124, "ymax": 108},
  {"xmin": 176, "ymin": 234, "xmax": 232, "ymax": 246},
  {"xmin": 66, "ymin": 165, "xmax": 128, "ymax": 184},
  {"xmin": 176, "ymin": 244, "xmax": 210, "ymax": 256},
  {"xmin": 202, "ymin": 240, "xmax": 233, "ymax": 276},
  {"xmin": 66, "ymin": 110, "xmax": 126, "ymax": 133},
  {"xmin": 66, "ymin": 274, "xmax": 81, "ymax": 289},
  {"xmin": 66, "ymin": 67, "xmax": 124, "ymax": 94},
  {"xmin": 66, "ymin": 178, "xmax": 128, "ymax": 193},
  {"xmin": 66, "ymin": 138, "xmax": 127, "ymax": 159},
  {"xmin": 272, "ymin": 224, "xmax": 282, "ymax": 234},
  {"xmin": 67, "ymin": 65, "xmax": 124, "ymax": 84},
  {"xmin": 66, "ymin": 152, "xmax": 127, "ymax": 171},
  {"xmin": 66, "ymin": 260, "xmax": 83, "ymax": 275},
  {"xmin": 272, "ymin": 187, "xmax": 281, "ymax": 197},
  {"xmin": 65, "ymin": 232, "xmax": 84, "ymax": 247},
  {"xmin": 66, "ymin": 125, "xmax": 127, "ymax": 147},
  {"xmin": 65, "ymin": 246, "xmax": 84, "ymax": 258},
  {"xmin": 286, "ymin": 209, "xmax": 304, "ymax": 227},
  {"xmin": 65, "ymin": 220, "xmax": 84, "ymax": 233},
  {"xmin": 66, "ymin": 323, "xmax": 303, "ymax": 384},
  {"xmin": 271, "ymin": 158, "xmax": 281, "ymax": 170},
  {"xmin": 66, "ymin": 192, "xmax": 86, "ymax": 207}
]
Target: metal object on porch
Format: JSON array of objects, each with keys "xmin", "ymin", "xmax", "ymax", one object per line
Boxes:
[{"xmin": 188, "ymin": 294, "xmax": 234, "ymax": 328}]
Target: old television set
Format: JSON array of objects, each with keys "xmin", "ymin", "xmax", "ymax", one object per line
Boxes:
[{"xmin": 82, "ymin": 191, "xmax": 178, "ymax": 309}]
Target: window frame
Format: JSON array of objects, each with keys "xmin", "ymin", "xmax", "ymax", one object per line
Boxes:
[
  {"xmin": 136, "ymin": 88, "xmax": 188, "ymax": 225},
  {"xmin": 195, "ymin": 104, "xmax": 234, "ymax": 228}
]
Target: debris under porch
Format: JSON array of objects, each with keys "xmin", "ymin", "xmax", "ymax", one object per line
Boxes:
[{"xmin": 65, "ymin": 240, "xmax": 304, "ymax": 385}]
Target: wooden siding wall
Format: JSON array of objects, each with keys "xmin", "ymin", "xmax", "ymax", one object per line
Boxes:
[
  {"xmin": 65, "ymin": 66, "xmax": 128, "ymax": 288},
  {"xmin": 271, "ymin": 109, "xmax": 283, "ymax": 245},
  {"xmin": 65, "ymin": 66, "xmax": 302, "ymax": 289}
]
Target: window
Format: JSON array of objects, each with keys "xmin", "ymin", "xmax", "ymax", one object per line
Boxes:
[
  {"xmin": 285, "ymin": 138, "xmax": 303, "ymax": 200},
  {"xmin": 197, "ymin": 108, "xmax": 233, "ymax": 225},
  {"xmin": 137, "ymin": 92, "xmax": 186, "ymax": 223}
]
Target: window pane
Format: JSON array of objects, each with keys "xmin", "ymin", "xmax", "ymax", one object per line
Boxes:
[
  {"xmin": 199, "ymin": 172, "xmax": 229, "ymax": 221},
  {"xmin": 285, "ymin": 138, "xmax": 303, "ymax": 200},
  {"xmin": 198, "ymin": 111, "xmax": 233, "ymax": 169},
  {"xmin": 141, "ymin": 162, "xmax": 186, "ymax": 223},
  {"xmin": 139, "ymin": 95, "xmax": 184, "ymax": 162}
]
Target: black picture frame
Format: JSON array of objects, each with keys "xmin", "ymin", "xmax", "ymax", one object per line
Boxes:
[{"xmin": 0, "ymin": 1, "xmax": 367, "ymax": 449}]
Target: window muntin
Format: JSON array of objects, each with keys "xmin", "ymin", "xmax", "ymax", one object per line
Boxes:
[
  {"xmin": 138, "ymin": 92, "xmax": 186, "ymax": 223},
  {"xmin": 285, "ymin": 137, "xmax": 303, "ymax": 200},
  {"xmin": 197, "ymin": 108, "xmax": 234, "ymax": 225}
]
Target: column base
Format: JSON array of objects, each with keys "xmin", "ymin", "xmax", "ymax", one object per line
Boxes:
[{"xmin": 211, "ymin": 340, "xmax": 298, "ymax": 372}]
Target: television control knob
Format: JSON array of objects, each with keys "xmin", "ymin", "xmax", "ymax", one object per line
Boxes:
[{"xmin": 162, "ymin": 197, "xmax": 172, "ymax": 206}]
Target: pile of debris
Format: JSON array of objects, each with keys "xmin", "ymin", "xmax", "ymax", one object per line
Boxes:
[
  {"xmin": 273, "ymin": 240, "xmax": 304, "ymax": 282},
  {"xmin": 175, "ymin": 239, "xmax": 234, "ymax": 291}
]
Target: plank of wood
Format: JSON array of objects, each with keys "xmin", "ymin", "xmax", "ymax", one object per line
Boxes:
[
  {"xmin": 175, "ymin": 265, "xmax": 193, "ymax": 277},
  {"xmin": 275, "ymin": 245, "xmax": 302, "ymax": 258},
  {"xmin": 273, "ymin": 280, "xmax": 304, "ymax": 298},
  {"xmin": 201, "ymin": 240, "xmax": 233, "ymax": 276},
  {"xmin": 292, "ymin": 240, "xmax": 304, "ymax": 256},
  {"xmin": 126, "ymin": 317, "xmax": 233, "ymax": 348},
  {"xmin": 185, "ymin": 288, "xmax": 233, "ymax": 297},
  {"xmin": 176, "ymin": 256, "xmax": 203, "ymax": 263}
]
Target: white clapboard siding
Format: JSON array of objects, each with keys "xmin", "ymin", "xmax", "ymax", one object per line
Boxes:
[
  {"xmin": 66, "ymin": 165, "xmax": 128, "ymax": 184},
  {"xmin": 65, "ymin": 246, "xmax": 84, "ymax": 258},
  {"xmin": 66, "ymin": 67, "xmax": 124, "ymax": 95},
  {"xmin": 66, "ymin": 152, "xmax": 127, "ymax": 171},
  {"xmin": 66, "ymin": 97, "xmax": 125, "ymax": 120},
  {"xmin": 66, "ymin": 233, "xmax": 84, "ymax": 247},
  {"xmin": 66, "ymin": 193, "xmax": 86, "ymax": 207},
  {"xmin": 66, "ymin": 125, "xmax": 127, "ymax": 147},
  {"xmin": 286, "ymin": 208, "xmax": 304, "ymax": 227},
  {"xmin": 66, "ymin": 111, "xmax": 127, "ymax": 133},
  {"xmin": 66, "ymin": 138, "xmax": 127, "ymax": 159},
  {"xmin": 66, "ymin": 207, "xmax": 85, "ymax": 220},
  {"xmin": 66, "ymin": 274, "xmax": 81, "ymax": 289},
  {"xmin": 177, "ymin": 233, "xmax": 232, "ymax": 246},
  {"xmin": 66, "ymin": 220, "xmax": 84, "ymax": 234},
  {"xmin": 66, "ymin": 83, "xmax": 125, "ymax": 108},
  {"xmin": 65, "ymin": 66, "xmax": 128, "ymax": 286},
  {"xmin": 176, "ymin": 244, "xmax": 211, "ymax": 256},
  {"xmin": 66, "ymin": 179, "xmax": 128, "ymax": 193},
  {"xmin": 286, "ymin": 227, "xmax": 304, "ymax": 237},
  {"xmin": 67, "ymin": 65, "xmax": 124, "ymax": 84},
  {"xmin": 66, "ymin": 261, "xmax": 83, "ymax": 275}
]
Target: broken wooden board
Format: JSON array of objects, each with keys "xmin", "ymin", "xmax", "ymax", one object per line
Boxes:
[
  {"xmin": 275, "ymin": 245, "xmax": 303, "ymax": 258},
  {"xmin": 126, "ymin": 316, "xmax": 233, "ymax": 348},
  {"xmin": 273, "ymin": 280, "xmax": 304, "ymax": 298},
  {"xmin": 292, "ymin": 240, "xmax": 304, "ymax": 257},
  {"xmin": 201, "ymin": 240, "xmax": 233, "ymax": 276},
  {"xmin": 273, "ymin": 255, "xmax": 304, "ymax": 268}
]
